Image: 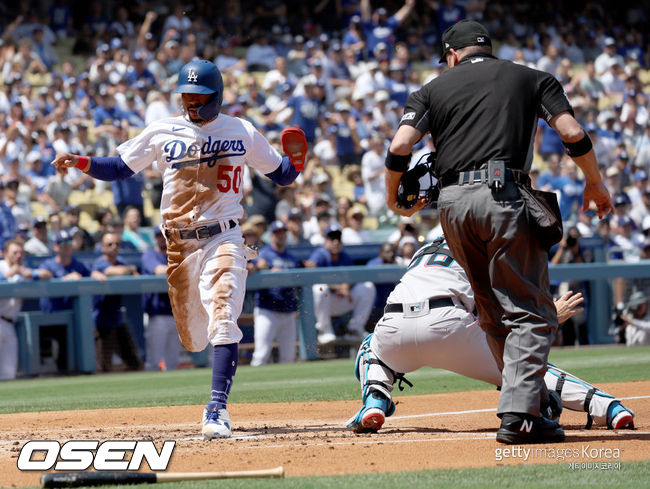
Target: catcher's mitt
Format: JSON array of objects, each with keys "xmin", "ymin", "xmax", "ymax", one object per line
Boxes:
[{"xmin": 396, "ymin": 152, "xmax": 439, "ymax": 209}]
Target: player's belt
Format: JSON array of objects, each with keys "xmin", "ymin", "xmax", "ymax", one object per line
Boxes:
[
  {"xmin": 173, "ymin": 220, "xmax": 238, "ymax": 240},
  {"xmin": 1, "ymin": 315, "xmax": 14, "ymax": 324},
  {"xmin": 384, "ymin": 297, "xmax": 454, "ymax": 314},
  {"xmin": 439, "ymin": 164, "xmax": 530, "ymax": 188}
]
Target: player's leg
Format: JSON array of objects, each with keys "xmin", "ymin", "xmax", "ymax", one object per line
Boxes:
[
  {"xmin": 251, "ymin": 307, "xmax": 275, "ymax": 366},
  {"xmin": 276, "ymin": 311, "xmax": 297, "ymax": 364},
  {"xmin": 312, "ymin": 284, "xmax": 336, "ymax": 344},
  {"xmin": 163, "ymin": 315, "xmax": 181, "ymax": 370},
  {"xmin": 346, "ymin": 332, "xmax": 397, "ymax": 433},
  {"xmin": 0, "ymin": 319, "xmax": 18, "ymax": 380},
  {"xmin": 199, "ymin": 234, "xmax": 248, "ymax": 439},
  {"xmin": 345, "ymin": 281, "xmax": 377, "ymax": 340},
  {"xmin": 545, "ymin": 363, "xmax": 635, "ymax": 429},
  {"xmin": 145, "ymin": 315, "xmax": 166, "ymax": 371}
]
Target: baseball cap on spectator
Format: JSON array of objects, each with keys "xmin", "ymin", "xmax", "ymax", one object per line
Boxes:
[
  {"xmin": 330, "ymin": 42, "xmax": 342, "ymax": 52},
  {"xmin": 241, "ymin": 221, "xmax": 260, "ymax": 238},
  {"xmin": 165, "ymin": 40, "xmax": 179, "ymax": 50},
  {"xmin": 287, "ymin": 208, "xmax": 302, "ymax": 220},
  {"xmin": 269, "ymin": 220, "xmax": 287, "ymax": 233},
  {"xmin": 32, "ymin": 216, "xmax": 47, "ymax": 228},
  {"xmin": 310, "ymin": 58, "xmax": 323, "ymax": 68},
  {"xmin": 615, "ymin": 215, "xmax": 635, "ymax": 229},
  {"xmin": 55, "ymin": 229, "xmax": 73, "ymax": 244},
  {"xmin": 605, "ymin": 166, "xmax": 620, "ymax": 178},
  {"xmin": 294, "ymin": 35, "xmax": 304, "ymax": 44},
  {"xmin": 604, "ymin": 37, "xmax": 616, "ymax": 47},
  {"xmin": 65, "ymin": 204, "xmax": 80, "ymax": 214},
  {"xmin": 439, "ymin": 19, "xmax": 492, "ymax": 63},
  {"xmin": 374, "ymin": 90, "xmax": 390, "ymax": 102},
  {"xmin": 350, "ymin": 15, "xmax": 361, "ymax": 24},
  {"xmin": 334, "ymin": 100, "xmax": 351, "ymax": 112},
  {"xmin": 325, "ymin": 224, "xmax": 343, "ymax": 240},
  {"xmin": 634, "ymin": 170, "xmax": 648, "ymax": 182},
  {"xmin": 246, "ymin": 214, "xmax": 267, "ymax": 229},
  {"xmin": 305, "ymin": 40, "xmax": 316, "ymax": 50},
  {"xmin": 313, "ymin": 172, "xmax": 330, "ymax": 185},
  {"xmin": 613, "ymin": 192, "xmax": 631, "ymax": 207},
  {"xmin": 375, "ymin": 7, "xmax": 388, "ymax": 16},
  {"xmin": 616, "ymin": 151, "xmax": 629, "ymax": 161},
  {"xmin": 229, "ymin": 104, "xmax": 244, "ymax": 116},
  {"xmin": 347, "ymin": 205, "xmax": 367, "ymax": 220},
  {"xmin": 110, "ymin": 38, "xmax": 122, "ymax": 50}
]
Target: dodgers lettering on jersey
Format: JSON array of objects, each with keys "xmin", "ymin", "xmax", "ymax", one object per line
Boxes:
[
  {"xmin": 386, "ymin": 240, "xmax": 474, "ymax": 312},
  {"xmin": 117, "ymin": 114, "xmax": 282, "ymax": 227}
]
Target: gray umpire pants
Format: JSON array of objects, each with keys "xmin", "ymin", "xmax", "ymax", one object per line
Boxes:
[{"xmin": 437, "ymin": 181, "xmax": 558, "ymax": 418}]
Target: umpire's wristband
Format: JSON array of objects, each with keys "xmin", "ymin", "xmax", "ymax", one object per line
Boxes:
[
  {"xmin": 385, "ymin": 151, "xmax": 412, "ymax": 172},
  {"xmin": 563, "ymin": 132, "xmax": 592, "ymax": 158}
]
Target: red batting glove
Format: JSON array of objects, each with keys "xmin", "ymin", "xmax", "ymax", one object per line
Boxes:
[{"xmin": 281, "ymin": 127, "xmax": 308, "ymax": 171}]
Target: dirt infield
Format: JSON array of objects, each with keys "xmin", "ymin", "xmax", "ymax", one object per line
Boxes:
[{"xmin": 2, "ymin": 380, "xmax": 649, "ymax": 487}]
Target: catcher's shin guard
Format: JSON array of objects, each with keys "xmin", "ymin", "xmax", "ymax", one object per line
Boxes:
[{"xmin": 347, "ymin": 334, "xmax": 398, "ymax": 433}]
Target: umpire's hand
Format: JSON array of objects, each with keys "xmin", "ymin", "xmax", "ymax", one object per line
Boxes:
[{"xmin": 582, "ymin": 181, "xmax": 614, "ymax": 219}]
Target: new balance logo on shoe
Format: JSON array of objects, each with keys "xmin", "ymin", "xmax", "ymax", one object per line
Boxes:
[{"xmin": 520, "ymin": 419, "xmax": 533, "ymax": 433}]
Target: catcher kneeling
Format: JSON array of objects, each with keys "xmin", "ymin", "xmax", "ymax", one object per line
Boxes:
[{"xmin": 347, "ymin": 237, "xmax": 635, "ymax": 438}]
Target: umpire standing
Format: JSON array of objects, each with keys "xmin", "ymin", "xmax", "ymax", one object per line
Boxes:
[{"xmin": 384, "ymin": 20, "xmax": 613, "ymax": 444}]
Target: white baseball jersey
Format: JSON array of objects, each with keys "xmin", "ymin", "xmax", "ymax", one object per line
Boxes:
[
  {"xmin": 386, "ymin": 239, "xmax": 474, "ymax": 313},
  {"xmin": 117, "ymin": 114, "xmax": 282, "ymax": 228}
]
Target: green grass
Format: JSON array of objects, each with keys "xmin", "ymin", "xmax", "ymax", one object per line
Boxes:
[
  {"xmin": 14, "ymin": 461, "xmax": 650, "ymax": 489},
  {"xmin": 0, "ymin": 345, "xmax": 648, "ymax": 414}
]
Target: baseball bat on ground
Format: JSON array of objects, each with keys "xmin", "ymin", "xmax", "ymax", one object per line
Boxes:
[{"xmin": 41, "ymin": 466, "xmax": 284, "ymax": 488}]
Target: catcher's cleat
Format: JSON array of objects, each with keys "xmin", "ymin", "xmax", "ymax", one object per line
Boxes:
[
  {"xmin": 346, "ymin": 391, "xmax": 395, "ymax": 433},
  {"xmin": 607, "ymin": 402, "xmax": 635, "ymax": 430},
  {"xmin": 496, "ymin": 413, "xmax": 565, "ymax": 444},
  {"xmin": 202, "ymin": 403, "xmax": 232, "ymax": 439}
]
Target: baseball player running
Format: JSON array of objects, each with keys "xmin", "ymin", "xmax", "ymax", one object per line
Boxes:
[
  {"xmin": 347, "ymin": 237, "xmax": 635, "ymax": 435},
  {"xmin": 51, "ymin": 60, "xmax": 308, "ymax": 439}
]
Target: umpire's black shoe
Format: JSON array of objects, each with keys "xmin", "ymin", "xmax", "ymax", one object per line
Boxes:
[{"xmin": 496, "ymin": 413, "xmax": 565, "ymax": 444}]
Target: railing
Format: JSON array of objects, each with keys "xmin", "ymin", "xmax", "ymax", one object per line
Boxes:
[{"xmin": 2, "ymin": 260, "xmax": 647, "ymax": 374}]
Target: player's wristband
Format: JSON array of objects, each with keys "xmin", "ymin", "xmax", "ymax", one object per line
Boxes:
[
  {"xmin": 563, "ymin": 132, "xmax": 592, "ymax": 158},
  {"xmin": 384, "ymin": 151, "xmax": 412, "ymax": 172},
  {"xmin": 74, "ymin": 155, "xmax": 91, "ymax": 172}
]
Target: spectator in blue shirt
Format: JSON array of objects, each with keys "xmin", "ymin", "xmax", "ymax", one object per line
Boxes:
[
  {"xmin": 360, "ymin": 0, "xmax": 415, "ymax": 58},
  {"xmin": 142, "ymin": 228, "xmax": 181, "ymax": 371},
  {"xmin": 36, "ymin": 230, "xmax": 104, "ymax": 371},
  {"xmin": 305, "ymin": 226, "xmax": 376, "ymax": 344},
  {"xmin": 250, "ymin": 221, "xmax": 300, "ymax": 366},
  {"xmin": 535, "ymin": 119, "xmax": 566, "ymax": 161},
  {"xmin": 92, "ymin": 231, "xmax": 142, "ymax": 372},
  {"xmin": 284, "ymin": 77, "xmax": 325, "ymax": 143},
  {"xmin": 0, "ymin": 182, "xmax": 17, "ymax": 250}
]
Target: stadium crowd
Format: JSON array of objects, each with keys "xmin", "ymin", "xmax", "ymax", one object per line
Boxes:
[{"xmin": 0, "ymin": 1, "xmax": 649, "ymax": 376}]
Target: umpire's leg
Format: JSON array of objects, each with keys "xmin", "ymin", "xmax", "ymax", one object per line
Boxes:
[{"xmin": 439, "ymin": 182, "xmax": 557, "ymax": 418}]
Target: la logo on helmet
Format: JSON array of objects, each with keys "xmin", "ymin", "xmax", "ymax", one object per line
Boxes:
[{"xmin": 187, "ymin": 69, "xmax": 198, "ymax": 83}]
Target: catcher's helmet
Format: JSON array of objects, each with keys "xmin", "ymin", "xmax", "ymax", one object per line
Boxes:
[{"xmin": 174, "ymin": 60, "xmax": 223, "ymax": 121}]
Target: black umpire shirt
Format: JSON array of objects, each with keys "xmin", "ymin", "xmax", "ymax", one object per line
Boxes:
[{"xmin": 400, "ymin": 53, "xmax": 573, "ymax": 177}]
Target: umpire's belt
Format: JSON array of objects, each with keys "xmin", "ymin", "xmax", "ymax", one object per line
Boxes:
[
  {"xmin": 384, "ymin": 297, "xmax": 454, "ymax": 314},
  {"xmin": 167, "ymin": 220, "xmax": 238, "ymax": 240},
  {"xmin": 439, "ymin": 165, "xmax": 529, "ymax": 188}
]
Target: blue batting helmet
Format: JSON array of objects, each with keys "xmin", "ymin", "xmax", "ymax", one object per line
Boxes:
[{"xmin": 174, "ymin": 60, "xmax": 223, "ymax": 121}]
